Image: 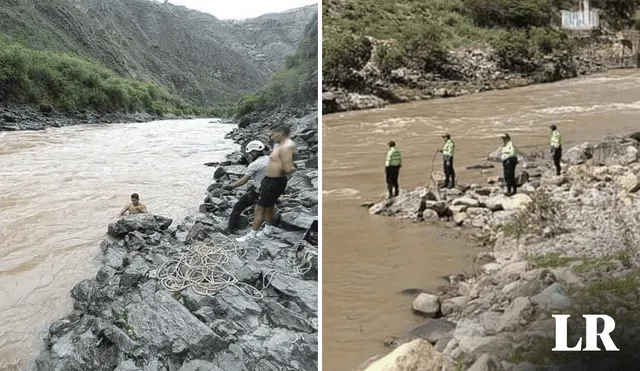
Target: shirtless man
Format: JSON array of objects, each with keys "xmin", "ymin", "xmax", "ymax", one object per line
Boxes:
[
  {"xmin": 236, "ymin": 124, "xmax": 297, "ymax": 242},
  {"xmin": 119, "ymin": 193, "xmax": 147, "ymax": 216}
]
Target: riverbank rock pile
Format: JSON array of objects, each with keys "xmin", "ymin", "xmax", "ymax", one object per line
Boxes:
[
  {"xmin": 34, "ymin": 213, "xmax": 317, "ymax": 371},
  {"xmin": 0, "ymin": 104, "xmax": 167, "ymax": 131},
  {"xmin": 322, "ymin": 40, "xmax": 611, "ymax": 114},
  {"xmin": 360, "ymin": 133, "xmax": 640, "ymax": 370},
  {"xmin": 34, "ymin": 105, "xmax": 318, "ymax": 371}
]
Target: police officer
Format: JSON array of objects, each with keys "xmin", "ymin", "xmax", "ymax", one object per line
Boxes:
[
  {"xmin": 549, "ymin": 124, "xmax": 563, "ymax": 176},
  {"xmin": 501, "ymin": 133, "xmax": 518, "ymax": 196},
  {"xmin": 385, "ymin": 140, "xmax": 402, "ymax": 198},
  {"xmin": 438, "ymin": 133, "xmax": 456, "ymax": 189}
]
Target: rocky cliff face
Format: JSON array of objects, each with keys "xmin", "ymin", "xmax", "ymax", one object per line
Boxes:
[{"xmin": 0, "ymin": 0, "xmax": 316, "ymax": 105}]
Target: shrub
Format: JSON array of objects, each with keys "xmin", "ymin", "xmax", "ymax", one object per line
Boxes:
[
  {"xmin": 0, "ymin": 36, "xmax": 184, "ymax": 114},
  {"xmin": 398, "ymin": 21, "xmax": 447, "ymax": 71},
  {"xmin": 492, "ymin": 30, "xmax": 535, "ymax": 71},
  {"xmin": 463, "ymin": 0, "xmax": 552, "ymax": 29},
  {"xmin": 502, "ymin": 188, "xmax": 566, "ymax": 239},
  {"xmin": 322, "ymin": 28, "xmax": 372, "ymax": 87},
  {"xmin": 375, "ymin": 42, "xmax": 404, "ymax": 75}
]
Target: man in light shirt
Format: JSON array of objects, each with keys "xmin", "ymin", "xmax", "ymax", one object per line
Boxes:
[{"xmin": 224, "ymin": 140, "xmax": 269, "ymax": 233}]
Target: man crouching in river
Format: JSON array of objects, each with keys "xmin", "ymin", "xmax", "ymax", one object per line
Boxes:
[{"xmin": 236, "ymin": 124, "xmax": 297, "ymax": 243}]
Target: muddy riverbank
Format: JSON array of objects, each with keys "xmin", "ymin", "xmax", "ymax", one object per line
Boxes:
[
  {"xmin": 358, "ymin": 132, "xmax": 640, "ymax": 370},
  {"xmin": 0, "ymin": 104, "xmax": 209, "ymax": 132},
  {"xmin": 322, "ymin": 69, "xmax": 640, "ymax": 371}
]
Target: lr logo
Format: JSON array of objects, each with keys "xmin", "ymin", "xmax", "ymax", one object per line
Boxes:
[{"xmin": 552, "ymin": 314, "xmax": 620, "ymax": 351}]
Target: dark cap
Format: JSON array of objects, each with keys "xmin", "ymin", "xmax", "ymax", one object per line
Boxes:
[
  {"xmin": 501, "ymin": 133, "xmax": 510, "ymax": 140},
  {"xmin": 388, "ymin": 140, "xmax": 396, "ymax": 147},
  {"xmin": 442, "ymin": 133, "xmax": 451, "ymax": 139},
  {"xmin": 549, "ymin": 124, "xmax": 557, "ymax": 130}
]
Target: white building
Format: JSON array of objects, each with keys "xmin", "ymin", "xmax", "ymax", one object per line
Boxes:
[{"xmin": 561, "ymin": 0, "xmax": 600, "ymax": 30}]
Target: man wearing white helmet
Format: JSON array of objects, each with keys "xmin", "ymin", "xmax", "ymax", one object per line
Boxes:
[
  {"xmin": 237, "ymin": 124, "xmax": 297, "ymax": 242},
  {"xmin": 224, "ymin": 140, "xmax": 269, "ymax": 233}
]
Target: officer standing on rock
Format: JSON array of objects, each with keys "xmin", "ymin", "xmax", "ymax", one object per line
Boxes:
[
  {"xmin": 501, "ymin": 133, "xmax": 518, "ymax": 196},
  {"xmin": 385, "ymin": 140, "xmax": 402, "ymax": 198},
  {"xmin": 438, "ymin": 133, "xmax": 456, "ymax": 189},
  {"xmin": 549, "ymin": 124, "xmax": 563, "ymax": 176}
]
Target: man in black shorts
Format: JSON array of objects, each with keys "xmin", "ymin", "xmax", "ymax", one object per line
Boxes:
[{"xmin": 236, "ymin": 124, "xmax": 297, "ymax": 242}]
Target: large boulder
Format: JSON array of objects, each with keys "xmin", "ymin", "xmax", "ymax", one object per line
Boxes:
[
  {"xmin": 369, "ymin": 188, "xmax": 429, "ymax": 219},
  {"xmin": 125, "ymin": 291, "xmax": 225, "ymax": 358},
  {"xmin": 107, "ymin": 214, "xmax": 173, "ymax": 238},
  {"xmin": 592, "ymin": 136, "xmax": 639, "ymax": 166},
  {"xmin": 616, "ymin": 172, "xmax": 640, "ymax": 193},
  {"xmin": 563, "ymin": 142, "xmax": 593, "ymax": 165},
  {"xmin": 359, "ymin": 339, "xmax": 454, "ymax": 371}
]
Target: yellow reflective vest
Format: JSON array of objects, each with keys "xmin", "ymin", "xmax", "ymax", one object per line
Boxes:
[
  {"xmin": 550, "ymin": 130, "xmax": 562, "ymax": 148},
  {"xmin": 501, "ymin": 141, "xmax": 516, "ymax": 161},
  {"xmin": 386, "ymin": 147, "xmax": 402, "ymax": 167},
  {"xmin": 442, "ymin": 139, "xmax": 455, "ymax": 157}
]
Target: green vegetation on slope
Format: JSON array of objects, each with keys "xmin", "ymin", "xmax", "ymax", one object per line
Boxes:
[
  {"xmin": 0, "ymin": 35, "xmax": 218, "ymax": 115},
  {"xmin": 0, "ymin": 0, "xmax": 315, "ymax": 107},
  {"xmin": 236, "ymin": 15, "xmax": 318, "ymax": 117},
  {"xmin": 323, "ymin": 0, "xmax": 640, "ymax": 88}
]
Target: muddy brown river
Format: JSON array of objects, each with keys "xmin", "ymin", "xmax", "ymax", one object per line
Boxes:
[
  {"xmin": 0, "ymin": 119, "xmax": 237, "ymax": 370},
  {"xmin": 322, "ymin": 70, "xmax": 640, "ymax": 371}
]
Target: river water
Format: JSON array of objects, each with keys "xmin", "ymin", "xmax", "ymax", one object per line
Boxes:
[
  {"xmin": 0, "ymin": 119, "xmax": 237, "ymax": 370},
  {"xmin": 322, "ymin": 70, "xmax": 640, "ymax": 371}
]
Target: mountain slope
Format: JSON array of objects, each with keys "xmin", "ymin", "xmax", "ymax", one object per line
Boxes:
[
  {"xmin": 236, "ymin": 13, "xmax": 318, "ymax": 118},
  {"xmin": 0, "ymin": 0, "xmax": 316, "ymax": 106}
]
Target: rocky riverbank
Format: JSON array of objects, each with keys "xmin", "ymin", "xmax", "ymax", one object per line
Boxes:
[
  {"xmin": 0, "ymin": 104, "xmax": 180, "ymax": 131},
  {"xmin": 322, "ymin": 36, "xmax": 627, "ymax": 115},
  {"xmin": 357, "ymin": 133, "xmax": 640, "ymax": 370},
  {"xmin": 32, "ymin": 104, "xmax": 319, "ymax": 371}
]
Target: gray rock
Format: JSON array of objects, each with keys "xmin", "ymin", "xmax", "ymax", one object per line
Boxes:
[
  {"xmin": 279, "ymin": 208, "xmax": 316, "ymax": 230},
  {"xmin": 286, "ymin": 171, "xmax": 313, "ymax": 193},
  {"xmin": 121, "ymin": 255, "xmax": 150, "ymax": 288},
  {"xmin": 107, "ymin": 215, "xmax": 173, "ymax": 238},
  {"xmin": 467, "ymin": 354, "xmax": 504, "ymax": 371},
  {"xmin": 268, "ymin": 273, "xmax": 318, "ymax": 313},
  {"xmin": 408, "ymin": 319, "xmax": 456, "ymax": 344},
  {"xmin": 115, "ymin": 360, "xmax": 141, "ymax": 371},
  {"xmin": 104, "ymin": 247, "xmax": 127, "ymax": 269},
  {"xmin": 495, "ymin": 297, "xmax": 533, "ymax": 332},
  {"xmin": 178, "ymin": 360, "xmax": 222, "ymax": 371},
  {"xmin": 125, "ymin": 291, "xmax": 225, "ymax": 358},
  {"xmin": 265, "ymin": 300, "xmax": 315, "ymax": 333},
  {"xmin": 412, "ymin": 293, "xmax": 440, "ymax": 317},
  {"xmin": 531, "ymin": 283, "xmax": 571, "ymax": 310}
]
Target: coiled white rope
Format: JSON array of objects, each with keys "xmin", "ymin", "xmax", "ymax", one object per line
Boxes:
[
  {"xmin": 157, "ymin": 233, "xmax": 318, "ymax": 300},
  {"xmin": 157, "ymin": 234, "xmax": 264, "ymax": 300}
]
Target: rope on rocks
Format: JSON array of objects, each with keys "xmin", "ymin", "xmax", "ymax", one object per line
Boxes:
[
  {"xmin": 261, "ymin": 244, "xmax": 318, "ymax": 289},
  {"xmin": 157, "ymin": 233, "xmax": 318, "ymax": 300},
  {"xmin": 157, "ymin": 234, "xmax": 265, "ymax": 300}
]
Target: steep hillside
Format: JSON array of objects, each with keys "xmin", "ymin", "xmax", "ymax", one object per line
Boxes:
[
  {"xmin": 236, "ymin": 13, "xmax": 318, "ymax": 120},
  {"xmin": 322, "ymin": 0, "xmax": 640, "ymax": 114},
  {"xmin": 0, "ymin": 0, "xmax": 316, "ymax": 106}
]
